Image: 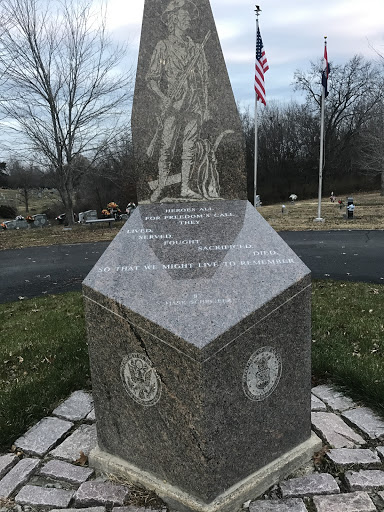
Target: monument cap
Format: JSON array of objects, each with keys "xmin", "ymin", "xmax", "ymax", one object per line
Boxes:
[{"xmin": 161, "ymin": 0, "xmax": 199, "ymax": 23}]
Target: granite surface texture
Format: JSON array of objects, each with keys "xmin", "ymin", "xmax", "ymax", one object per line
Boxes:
[
  {"xmin": 0, "ymin": 454, "xmax": 18, "ymax": 479},
  {"xmin": 342, "ymin": 407, "xmax": 384, "ymax": 440},
  {"xmin": 83, "ymin": 200, "xmax": 312, "ymax": 505},
  {"xmin": 311, "ymin": 412, "xmax": 365, "ymax": 448},
  {"xmin": 52, "ymin": 390, "xmax": 94, "ymax": 421},
  {"xmin": 14, "ymin": 485, "xmax": 74, "ymax": 508},
  {"xmin": 49, "ymin": 424, "xmax": 97, "ymax": 462},
  {"xmin": 39, "ymin": 459, "xmax": 94, "ymax": 484},
  {"xmin": 5, "ymin": 384, "xmax": 384, "ymax": 511},
  {"xmin": 132, "ymin": 0, "xmax": 246, "ymax": 203},
  {"xmin": 14, "ymin": 417, "xmax": 73, "ymax": 457},
  {"xmin": 83, "ymin": 201, "xmax": 310, "ymax": 354}
]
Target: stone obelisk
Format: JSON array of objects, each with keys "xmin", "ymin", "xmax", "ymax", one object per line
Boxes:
[
  {"xmin": 85, "ymin": 2, "xmax": 321, "ymax": 512},
  {"xmin": 132, "ymin": 0, "xmax": 246, "ymax": 203}
]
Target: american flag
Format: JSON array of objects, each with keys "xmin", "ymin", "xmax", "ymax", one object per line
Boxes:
[
  {"xmin": 321, "ymin": 41, "xmax": 330, "ymax": 98},
  {"xmin": 255, "ymin": 24, "xmax": 269, "ymax": 105}
]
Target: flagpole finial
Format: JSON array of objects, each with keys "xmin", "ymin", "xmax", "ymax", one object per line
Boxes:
[{"xmin": 255, "ymin": 5, "xmax": 261, "ymax": 18}]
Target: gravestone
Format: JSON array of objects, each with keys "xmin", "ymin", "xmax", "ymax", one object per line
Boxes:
[
  {"xmin": 84, "ymin": 200, "xmax": 321, "ymax": 512},
  {"xmin": 132, "ymin": 0, "xmax": 246, "ymax": 203},
  {"xmin": 4, "ymin": 219, "xmax": 28, "ymax": 230},
  {"xmin": 83, "ymin": 210, "xmax": 98, "ymax": 222},
  {"xmin": 32, "ymin": 214, "xmax": 48, "ymax": 228}
]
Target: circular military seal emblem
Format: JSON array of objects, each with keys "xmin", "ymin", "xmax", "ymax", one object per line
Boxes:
[
  {"xmin": 243, "ymin": 347, "xmax": 282, "ymax": 401},
  {"xmin": 120, "ymin": 353, "xmax": 161, "ymax": 407}
]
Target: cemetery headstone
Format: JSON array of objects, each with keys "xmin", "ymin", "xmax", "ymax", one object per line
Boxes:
[
  {"xmin": 32, "ymin": 214, "xmax": 48, "ymax": 228},
  {"xmin": 3, "ymin": 220, "xmax": 17, "ymax": 230},
  {"xmin": 83, "ymin": 210, "xmax": 98, "ymax": 222},
  {"xmin": 132, "ymin": 0, "xmax": 246, "ymax": 203},
  {"xmin": 4, "ymin": 219, "xmax": 29, "ymax": 230}
]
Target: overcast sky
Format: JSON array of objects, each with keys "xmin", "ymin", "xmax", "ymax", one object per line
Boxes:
[{"xmin": 105, "ymin": 0, "xmax": 384, "ymax": 109}]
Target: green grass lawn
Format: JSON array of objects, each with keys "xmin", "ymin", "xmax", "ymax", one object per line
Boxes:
[
  {"xmin": 311, "ymin": 280, "xmax": 384, "ymax": 411},
  {"xmin": 0, "ymin": 293, "xmax": 90, "ymax": 451},
  {"xmin": 0, "ymin": 281, "xmax": 383, "ymax": 451}
]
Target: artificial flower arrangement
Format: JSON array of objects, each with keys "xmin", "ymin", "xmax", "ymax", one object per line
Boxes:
[{"xmin": 102, "ymin": 202, "xmax": 121, "ymax": 219}]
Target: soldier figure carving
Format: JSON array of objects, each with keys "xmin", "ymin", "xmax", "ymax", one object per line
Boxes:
[{"xmin": 146, "ymin": 0, "xmax": 230, "ymax": 202}]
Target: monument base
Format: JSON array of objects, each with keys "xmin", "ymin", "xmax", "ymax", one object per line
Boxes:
[{"xmin": 89, "ymin": 432, "xmax": 322, "ymax": 512}]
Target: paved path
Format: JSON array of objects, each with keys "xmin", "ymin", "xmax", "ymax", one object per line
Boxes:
[
  {"xmin": 1, "ymin": 385, "xmax": 384, "ymax": 511},
  {"xmin": 1, "ymin": 230, "xmax": 384, "ymax": 303}
]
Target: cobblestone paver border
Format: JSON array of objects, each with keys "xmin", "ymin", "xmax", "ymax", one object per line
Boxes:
[{"xmin": 1, "ymin": 386, "xmax": 384, "ymax": 511}]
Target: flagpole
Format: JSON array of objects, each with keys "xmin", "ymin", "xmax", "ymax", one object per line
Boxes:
[
  {"xmin": 315, "ymin": 36, "xmax": 327, "ymax": 222},
  {"xmin": 254, "ymin": 94, "xmax": 258, "ymax": 207},
  {"xmin": 315, "ymin": 86, "xmax": 325, "ymax": 221},
  {"xmin": 253, "ymin": 15, "xmax": 260, "ymax": 208},
  {"xmin": 254, "ymin": 7, "xmax": 261, "ymax": 208}
]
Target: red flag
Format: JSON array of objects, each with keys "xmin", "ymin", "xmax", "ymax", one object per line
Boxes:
[
  {"xmin": 322, "ymin": 40, "xmax": 330, "ymax": 98},
  {"xmin": 255, "ymin": 24, "xmax": 269, "ymax": 105}
]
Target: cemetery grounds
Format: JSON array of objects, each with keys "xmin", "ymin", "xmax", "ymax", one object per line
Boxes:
[
  {"xmin": 0, "ymin": 190, "xmax": 383, "ymax": 250},
  {"xmin": 0, "ymin": 189, "xmax": 383, "ymax": 451}
]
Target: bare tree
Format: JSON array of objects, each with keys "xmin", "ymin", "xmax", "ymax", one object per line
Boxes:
[
  {"xmin": 0, "ymin": 161, "xmax": 7, "ymax": 187},
  {"xmin": 294, "ymin": 55, "xmax": 384, "ymax": 183},
  {"xmin": 0, "ymin": 0, "xmax": 133, "ymax": 224},
  {"xmin": 76, "ymin": 133, "xmax": 136, "ymax": 212},
  {"xmin": 7, "ymin": 159, "xmax": 44, "ymax": 212},
  {"xmin": 358, "ymin": 111, "xmax": 384, "ymax": 195}
]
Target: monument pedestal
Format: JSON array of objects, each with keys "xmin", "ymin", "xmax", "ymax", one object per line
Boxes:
[
  {"xmin": 83, "ymin": 200, "xmax": 320, "ymax": 511},
  {"xmin": 90, "ymin": 433, "xmax": 321, "ymax": 512}
]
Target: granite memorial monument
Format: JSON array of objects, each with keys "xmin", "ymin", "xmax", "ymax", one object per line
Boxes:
[
  {"xmin": 84, "ymin": 201, "xmax": 321, "ymax": 512},
  {"xmin": 83, "ymin": 2, "xmax": 321, "ymax": 511}
]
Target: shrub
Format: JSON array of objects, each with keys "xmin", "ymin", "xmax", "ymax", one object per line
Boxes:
[
  {"xmin": 0, "ymin": 204, "xmax": 17, "ymax": 219},
  {"xmin": 40, "ymin": 203, "xmax": 64, "ymax": 220}
]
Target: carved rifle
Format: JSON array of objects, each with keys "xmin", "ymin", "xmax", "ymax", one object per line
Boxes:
[{"xmin": 146, "ymin": 30, "xmax": 211, "ymax": 158}]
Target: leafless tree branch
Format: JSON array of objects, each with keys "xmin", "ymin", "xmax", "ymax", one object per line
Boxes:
[{"xmin": 0, "ymin": 0, "xmax": 133, "ymax": 223}]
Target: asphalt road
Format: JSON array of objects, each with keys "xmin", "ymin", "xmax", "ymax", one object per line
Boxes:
[
  {"xmin": 1, "ymin": 230, "xmax": 383, "ymax": 303},
  {"xmin": 279, "ymin": 230, "xmax": 384, "ymax": 285}
]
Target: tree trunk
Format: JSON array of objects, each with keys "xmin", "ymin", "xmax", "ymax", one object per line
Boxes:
[
  {"xmin": 23, "ymin": 188, "xmax": 29, "ymax": 212},
  {"xmin": 381, "ymin": 169, "xmax": 384, "ymax": 196},
  {"xmin": 62, "ymin": 187, "xmax": 75, "ymax": 226}
]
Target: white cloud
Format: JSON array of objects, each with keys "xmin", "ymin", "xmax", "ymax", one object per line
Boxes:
[{"xmin": 107, "ymin": 0, "xmax": 384, "ymax": 105}]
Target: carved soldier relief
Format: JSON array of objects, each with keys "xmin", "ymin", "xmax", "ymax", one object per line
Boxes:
[{"xmin": 132, "ymin": 0, "xmax": 246, "ymax": 203}]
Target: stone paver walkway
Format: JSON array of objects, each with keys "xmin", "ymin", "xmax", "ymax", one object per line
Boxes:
[{"xmin": 1, "ymin": 385, "xmax": 384, "ymax": 511}]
